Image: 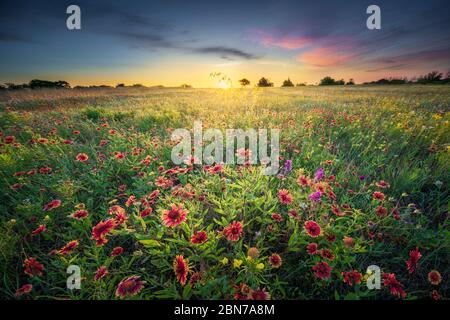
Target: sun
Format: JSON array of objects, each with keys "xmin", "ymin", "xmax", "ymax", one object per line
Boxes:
[{"xmin": 217, "ymin": 79, "xmax": 232, "ymax": 89}]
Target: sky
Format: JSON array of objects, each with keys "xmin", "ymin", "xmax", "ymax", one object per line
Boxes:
[{"xmin": 1, "ymin": 0, "xmax": 449, "ymax": 87}]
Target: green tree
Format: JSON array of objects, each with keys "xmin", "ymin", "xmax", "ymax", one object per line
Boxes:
[
  {"xmin": 257, "ymin": 77, "xmax": 273, "ymax": 87},
  {"xmin": 239, "ymin": 78, "xmax": 250, "ymax": 87},
  {"xmin": 281, "ymin": 78, "xmax": 294, "ymax": 87},
  {"xmin": 319, "ymin": 76, "xmax": 336, "ymax": 85}
]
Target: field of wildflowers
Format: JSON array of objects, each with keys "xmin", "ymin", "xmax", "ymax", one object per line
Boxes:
[{"xmin": 0, "ymin": 85, "xmax": 448, "ymax": 300}]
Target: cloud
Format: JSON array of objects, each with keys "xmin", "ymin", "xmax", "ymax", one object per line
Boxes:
[
  {"xmin": 0, "ymin": 32, "xmax": 30, "ymax": 43},
  {"xmin": 192, "ymin": 46, "xmax": 258, "ymax": 60},
  {"xmin": 297, "ymin": 47, "xmax": 353, "ymax": 67},
  {"xmin": 252, "ymin": 30, "xmax": 312, "ymax": 50}
]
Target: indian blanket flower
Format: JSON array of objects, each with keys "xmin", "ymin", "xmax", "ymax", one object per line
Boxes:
[
  {"xmin": 15, "ymin": 284, "xmax": 32, "ymax": 297},
  {"xmin": 23, "ymin": 257, "xmax": 44, "ymax": 277},
  {"xmin": 91, "ymin": 219, "xmax": 116, "ymax": 246},
  {"xmin": 268, "ymin": 253, "xmax": 282, "ymax": 268},
  {"xmin": 247, "ymin": 247, "xmax": 260, "ymax": 259},
  {"xmin": 111, "ymin": 247, "xmax": 124, "ymax": 257},
  {"xmin": 383, "ymin": 273, "xmax": 406, "ymax": 298},
  {"xmin": 406, "ymin": 247, "xmax": 422, "ymax": 274},
  {"xmin": 70, "ymin": 209, "xmax": 88, "ymax": 219},
  {"xmin": 94, "ymin": 266, "xmax": 108, "ymax": 281},
  {"xmin": 191, "ymin": 231, "xmax": 208, "ymax": 244},
  {"xmin": 308, "ymin": 191, "xmax": 321, "ymax": 202},
  {"xmin": 343, "ymin": 236, "xmax": 355, "ymax": 248},
  {"xmin": 428, "ymin": 270, "xmax": 442, "ymax": 285},
  {"xmin": 307, "ymin": 243, "xmax": 318, "ymax": 254},
  {"xmin": 161, "ymin": 204, "xmax": 188, "ymax": 228},
  {"xmin": 250, "ymin": 288, "xmax": 270, "ymax": 300},
  {"xmin": 58, "ymin": 240, "xmax": 79, "ymax": 255},
  {"xmin": 376, "ymin": 180, "xmax": 390, "ymax": 188},
  {"xmin": 43, "ymin": 199, "xmax": 62, "ymax": 211},
  {"xmin": 173, "ymin": 255, "xmax": 189, "ymax": 286},
  {"xmin": 376, "ymin": 205, "xmax": 388, "ymax": 217},
  {"xmin": 278, "ymin": 189, "xmax": 293, "ymax": 204},
  {"xmin": 115, "ymin": 276, "xmax": 145, "ymax": 298},
  {"xmin": 75, "ymin": 153, "xmax": 89, "ymax": 162},
  {"xmin": 304, "ymin": 220, "xmax": 321, "ymax": 237},
  {"xmin": 431, "ymin": 290, "xmax": 441, "ymax": 300},
  {"xmin": 312, "ymin": 261, "xmax": 332, "ymax": 280},
  {"xmin": 31, "ymin": 224, "xmax": 46, "ymax": 236},
  {"xmin": 223, "ymin": 221, "xmax": 243, "ymax": 242},
  {"xmin": 372, "ymin": 191, "xmax": 385, "ymax": 201},
  {"xmin": 342, "ymin": 270, "xmax": 362, "ymax": 286},
  {"xmin": 297, "ymin": 175, "xmax": 311, "ymax": 187}
]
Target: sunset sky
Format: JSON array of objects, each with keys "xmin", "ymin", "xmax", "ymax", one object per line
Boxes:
[{"xmin": 1, "ymin": 0, "xmax": 449, "ymax": 87}]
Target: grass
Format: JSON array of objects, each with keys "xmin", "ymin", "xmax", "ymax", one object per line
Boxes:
[{"xmin": 0, "ymin": 85, "xmax": 448, "ymax": 300}]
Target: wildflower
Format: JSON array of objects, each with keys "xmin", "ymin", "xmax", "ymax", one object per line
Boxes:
[
  {"xmin": 108, "ymin": 205, "xmax": 125, "ymax": 216},
  {"xmin": 125, "ymin": 195, "xmax": 136, "ymax": 207},
  {"xmin": 23, "ymin": 257, "xmax": 44, "ymax": 277},
  {"xmin": 308, "ymin": 191, "xmax": 321, "ymax": 202},
  {"xmin": 375, "ymin": 206, "xmax": 388, "ymax": 217},
  {"xmin": 43, "ymin": 199, "xmax": 62, "ymax": 211},
  {"xmin": 307, "ymin": 243, "xmax": 318, "ymax": 254},
  {"xmin": 247, "ymin": 247, "xmax": 260, "ymax": 259},
  {"xmin": 376, "ymin": 180, "xmax": 390, "ymax": 188},
  {"xmin": 312, "ymin": 261, "xmax": 332, "ymax": 280},
  {"xmin": 91, "ymin": 219, "xmax": 116, "ymax": 246},
  {"xmin": 58, "ymin": 240, "xmax": 79, "ymax": 255},
  {"xmin": 383, "ymin": 273, "xmax": 406, "ymax": 298},
  {"xmin": 406, "ymin": 247, "xmax": 421, "ymax": 274},
  {"xmin": 173, "ymin": 255, "xmax": 189, "ymax": 286},
  {"xmin": 191, "ymin": 231, "xmax": 208, "ymax": 244},
  {"xmin": 189, "ymin": 272, "xmax": 203, "ymax": 287},
  {"xmin": 221, "ymin": 257, "xmax": 229, "ymax": 265},
  {"xmin": 75, "ymin": 153, "xmax": 89, "ymax": 162},
  {"xmin": 233, "ymin": 259, "xmax": 243, "ymax": 268},
  {"xmin": 15, "ymin": 284, "xmax": 32, "ymax": 297},
  {"xmin": 94, "ymin": 266, "xmax": 108, "ymax": 281},
  {"xmin": 313, "ymin": 167, "xmax": 324, "ymax": 182},
  {"xmin": 271, "ymin": 213, "xmax": 283, "ymax": 222},
  {"xmin": 70, "ymin": 209, "xmax": 88, "ymax": 219},
  {"xmin": 161, "ymin": 204, "xmax": 188, "ymax": 228},
  {"xmin": 297, "ymin": 175, "xmax": 311, "ymax": 187},
  {"xmin": 431, "ymin": 290, "xmax": 441, "ymax": 300},
  {"xmin": 372, "ymin": 191, "xmax": 385, "ymax": 201},
  {"xmin": 428, "ymin": 270, "xmax": 442, "ymax": 285},
  {"xmin": 255, "ymin": 263, "xmax": 265, "ymax": 270},
  {"xmin": 233, "ymin": 283, "xmax": 252, "ymax": 300},
  {"xmin": 115, "ymin": 276, "xmax": 145, "ymax": 298},
  {"xmin": 139, "ymin": 207, "xmax": 153, "ymax": 218},
  {"xmin": 111, "ymin": 247, "xmax": 124, "ymax": 257},
  {"xmin": 343, "ymin": 236, "xmax": 355, "ymax": 248},
  {"xmin": 31, "ymin": 224, "xmax": 46, "ymax": 236},
  {"xmin": 223, "ymin": 221, "xmax": 243, "ymax": 241},
  {"xmin": 342, "ymin": 270, "xmax": 362, "ymax": 286},
  {"xmin": 269, "ymin": 253, "xmax": 282, "ymax": 268},
  {"xmin": 250, "ymin": 288, "xmax": 270, "ymax": 300},
  {"xmin": 320, "ymin": 249, "xmax": 335, "ymax": 260},
  {"xmin": 304, "ymin": 220, "xmax": 321, "ymax": 237},
  {"xmin": 331, "ymin": 204, "xmax": 345, "ymax": 217},
  {"xmin": 278, "ymin": 189, "xmax": 293, "ymax": 204}
]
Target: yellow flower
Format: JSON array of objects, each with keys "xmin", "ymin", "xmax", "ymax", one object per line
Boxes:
[
  {"xmin": 256, "ymin": 263, "xmax": 265, "ymax": 270},
  {"xmin": 233, "ymin": 259, "xmax": 243, "ymax": 268},
  {"xmin": 221, "ymin": 257, "xmax": 229, "ymax": 265},
  {"xmin": 432, "ymin": 114, "xmax": 442, "ymax": 120}
]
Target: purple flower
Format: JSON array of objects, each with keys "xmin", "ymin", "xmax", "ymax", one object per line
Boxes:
[
  {"xmin": 308, "ymin": 191, "xmax": 322, "ymax": 202},
  {"xmin": 313, "ymin": 168, "xmax": 324, "ymax": 182},
  {"xmin": 359, "ymin": 175, "xmax": 365, "ymax": 181},
  {"xmin": 283, "ymin": 160, "xmax": 292, "ymax": 174}
]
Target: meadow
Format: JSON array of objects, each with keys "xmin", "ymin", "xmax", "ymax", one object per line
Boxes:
[{"xmin": 0, "ymin": 85, "xmax": 448, "ymax": 300}]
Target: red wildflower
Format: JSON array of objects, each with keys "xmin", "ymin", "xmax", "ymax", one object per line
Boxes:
[
  {"xmin": 43, "ymin": 199, "xmax": 62, "ymax": 211},
  {"xmin": 59, "ymin": 240, "xmax": 79, "ymax": 255},
  {"xmin": 189, "ymin": 272, "xmax": 203, "ymax": 287},
  {"xmin": 312, "ymin": 261, "xmax": 332, "ymax": 280},
  {"xmin": 139, "ymin": 207, "xmax": 153, "ymax": 218},
  {"xmin": 249, "ymin": 288, "xmax": 270, "ymax": 300},
  {"xmin": 75, "ymin": 153, "xmax": 89, "ymax": 162},
  {"xmin": 115, "ymin": 276, "xmax": 145, "ymax": 298},
  {"xmin": 23, "ymin": 257, "xmax": 44, "ymax": 277},
  {"xmin": 376, "ymin": 205, "xmax": 388, "ymax": 217},
  {"xmin": 271, "ymin": 213, "xmax": 283, "ymax": 222},
  {"xmin": 31, "ymin": 224, "xmax": 46, "ymax": 236},
  {"xmin": 307, "ymin": 243, "xmax": 318, "ymax": 254},
  {"xmin": 278, "ymin": 189, "xmax": 293, "ymax": 204},
  {"xmin": 297, "ymin": 175, "xmax": 310, "ymax": 187},
  {"xmin": 4, "ymin": 135, "xmax": 15, "ymax": 144},
  {"xmin": 161, "ymin": 204, "xmax": 188, "ymax": 228},
  {"xmin": 376, "ymin": 180, "xmax": 390, "ymax": 188},
  {"xmin": 70, "ymin": 209, "xmax": 88, "ymax": 219},
  {"xmin": 406, "ymin": 247, "xmax": 421, "ymax": 274},
  {"xmin": 15, "ymin": 284, "xmax": 32, "ymax": 297},
  {"xmin": 431, "ymin": 290, "xmax": 441, "ymax": 300},
  {"xmin": 92, "ymin": 219, "xmax": 116, "ymax": 246},
  {"xmin": 320, "ymin": 249, "xmax": 335, "ymax": 261},
  {"xmin": 383, "ymin": 273, "xmax": 406, "ymax": 298},
  {"xmin": 304, "ymin": 220, "xmax": 321, "ymax": 237},
  {"xmin": 269, "ymin": 253, "xmax": 282, "ymax": 268},
  {"xmin": 372, "ymin": 191, "xmax": 385, "ymax": 201},
  {"xmin": 223, "ymin": 221, "xmax": 243, "ymax": 242},
  {"xmin": 94, "ymin": 266, "xmax": 108, "ymax": 281},
  {"xmin": 108, "ymin": 205, "xmax": 125, "ymax": 216},
  {"xmin": 125, "ymin": 195, "xmax": 135, "ymax": 207},
  {"xmin": 331, "ymin": 204, "xmax": 345, "ymax": 217},
  {"xmin": 343, "ymin": 236, "xmax": 355, "ymax": 248},
  {"xmin": 191, "ymin": 231, "xmax": 208, "ymax": 245},
  {"xmin": 173, "ymin": 255, "xmax": 189, "ymax": 286},
  {"xmin": 342, "ymin": 270, "xmax": 362, "ymax": 286},
  {"xmin": 428, "ymin": 270, "xmax": 442, "ymax": 285},
  {"xmin": 111, "ymin": 247, "xmax": 124, "ymax": 257}
]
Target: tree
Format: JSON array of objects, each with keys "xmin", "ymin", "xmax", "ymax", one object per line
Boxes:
[
  {"xmin": 239, "ymin": 78, "xmax": 250, "ymax": 87},
  {"xmin": 116, "ymin": 83, "xmax": 125, "ymax": 88},
  {"xmin": 417, "ymin": 71, "xmax": 443, "ymax": 84},
  {"xmin": 335, "ymin": 79, "xmax": 345, "ymax": 85},
  {"xmin": 257, "ymin": 77, "xmax": 273, "ymax": 87},
  {"xmin": 180, "ymin": 84, "xmax": 192, "ymax": 88},
  {"xmin": 319, "ymin": 76, "xmax": 336, "ymax": 85},
  {"xmin": 346, "ymin": 78, "xmax": 355, "ymax": 85},
  {"xmin": 296, "ymin": 82, "xmax": 306, "ymax": 86},
  {"xmin": 281, "ymin": 78, "xmax": 294, "ymax": 87}
]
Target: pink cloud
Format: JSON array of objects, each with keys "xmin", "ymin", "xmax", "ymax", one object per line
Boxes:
[
  {"xmin": 252, "ymin": 30, "xmax": 311, "ymax": 50},
  {"xmin": 297, "ymin": 47, "xmax": 353, "ymax": 67}
]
